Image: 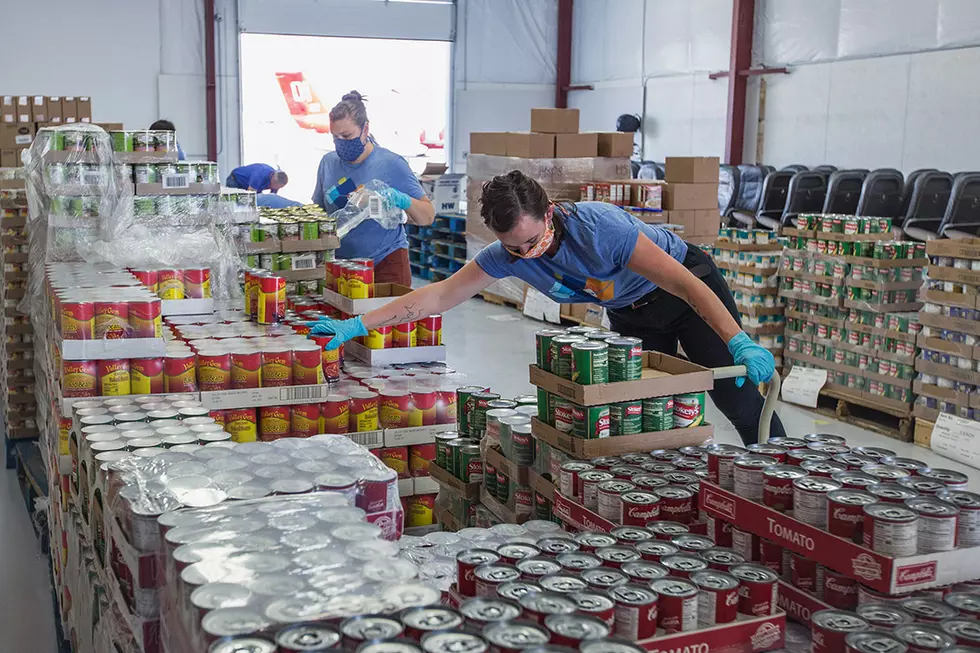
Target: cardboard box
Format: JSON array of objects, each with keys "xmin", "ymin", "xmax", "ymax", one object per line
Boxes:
[
  {"xmin": 61, "ymin": 97, "xmax": 78, "ymax": 121},
  {"xmin": 668, "ymin": 209, "xmax": 721, "ymax": 236},
  {"xmin": 485, "ymin": 446, "xmax": 528, "ymax": 485},
  {"xmin": 530, "ymin": 108, "xmax": 579, "ymax": 134},
  {"xmin": 0, "ymin": 124, "xmax": 35, "ymax": 150},
  {"xmin": 529, "ymin": 352, "xmax": 713, "ymax": 406},
  {"xmin": 30, "ymin": 96, "xmax": 46, "ymax": 122},
  {"xmin": 555, "ymin": 132, "xmax": 598, "ymax": 158},
  {"xmin": 927, "ymin": 237, "xmax": 980, "ymax": 260},
  {"xmin": 77, "ymin": 97, "xmax": 92, "ymax": 122},
  {"xmin": 914, "ymin": 417, "xmax": 934, "ymax": 449},
  {"xmin": 561, "ymin": 302, "xmax": 604, "ymax": 327},
  {"xmin": 46, "ymin": 97, "xmax": 62, "ymax": 122},
  {"xmin": 665, "ymin": 156, "xmax": 720, "ymax": 183},
  {"xmin": 0, "ymin": 150, "xmax": 18, "ymax": 168},
  {"xmin": 469, "ymin": 132, "xmax": 508, "ymax": 156},
  {"xmin": 663, "ymin": 183, "xmax": 718, "ymax": 210},
  {"xmin": 532, "ymin": 417, "xmax": 712, "ymax": 459},
  {"xmin": 505, "ymin": 132, "xmax": 555, "ymax": 158},
  {"xmin": 15, "ymin": 97, "xmax": 30, "ymax": 124},
  {"xmin": 480, "ymin": 486, "xmax": 530, "ymax": 524},
  {"xmin": 429, "ymin": 464, "xmax": 481, "ymax": 499},
  {"xmin": 344, "ymin": 340, "xmax": 447, "ymax": 366},
  {"xmin": 597, "ymin": 132, "xmax": 633, "ymax": 158},
  {"xmin": 421, "ymin": 173, "xmax": 464, "ymax": 213},
  {"xmin": 700, "ymin": 480, "xmax": 980, "ymax": 593}
]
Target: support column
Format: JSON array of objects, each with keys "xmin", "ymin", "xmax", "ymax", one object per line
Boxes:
[{"xmin": 724, "ymin": 0, "xmax": 754, "ymax": 165}]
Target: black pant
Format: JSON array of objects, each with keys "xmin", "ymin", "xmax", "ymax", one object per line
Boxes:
[{"xmin": 608, "ymin": 245, "xmax": 785, "ymax": 445}]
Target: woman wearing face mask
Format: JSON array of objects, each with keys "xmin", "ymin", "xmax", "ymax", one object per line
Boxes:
[
  {"xmin": 309, "ymin": 171, "xmax": 784, "ymax": 445},
  {"xmin": 312, "ymin": 90, "xmax": 435, "ymax": 285}
]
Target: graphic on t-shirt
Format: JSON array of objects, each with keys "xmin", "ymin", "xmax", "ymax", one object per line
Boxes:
[
  {"xmin": 545, "ymin": 268, "xmax": 615, "ymax": 302},
  {"xmin": 325, "ymin": 176, "xmax": 358, "ymax": 209}
]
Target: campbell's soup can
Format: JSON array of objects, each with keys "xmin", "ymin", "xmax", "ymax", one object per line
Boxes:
[
  {"xmin": 691, "ymin": 570, "xmax": 739, "ymax": 626},
  {"xmin": 863, "ymin": 503, "xmax": 918, "ymax": 557},
  {"xmin": 906, "ymin": 496, "xmax": 959, "ymax": 553},
  {"xmin": 651, "ymin": 577, "xmax": 698, "ymax": 633},
  {"xmin": 811, "ymin": 610, "xmax": 870, "ymax": 653},
  {"xmin": 893, "ymin": 624, "xmax": 956, "ymax": 653},
  {"xmin": 609, "ymin": 584, "xmax": 658, "ymax": 641},
  {"xmin": 731, "ymin": 563, "xmax": 778, "ymax": 616},
  {"xmin": 827, "ymin": 489, "xmax": 876, "ymax": 540},
  {"xmin": 733, "ymin": 454, "xmax": 777, "ymax": 502},
  {"xmin": 937, "ymin": 490, "xmax": 980, "ymax": 548},
  {"xmin": 790, "ymin": 552, "xmax": 824, "ymax": 596},
  {"xmin": 794, "ymin": 477, "xmax": 842, "ymax": 529},
  {"xmin": 706, "ymin": 444, "xmax": 746, "ymax": 488}
]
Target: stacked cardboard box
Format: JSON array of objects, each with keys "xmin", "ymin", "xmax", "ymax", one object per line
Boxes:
[
  {"xmin": 780, "ymin": 215, "xmax": 925, "ymax": 424},
  {"xmin": 1, "ymin": 95, "xmax": 93, "ymax": 167},
  {"xmin": 913, "ymin": 238, "xmax": 980, "ymax": 448},
  {"xmin": 661, "ymin": 156, "xmax": 721, "ymax": 245},
  {"xmin": 466, "ymin": 108, "xmax": 631, "ymax": 306},
  {"xmin": 0, "ymin": 186, "xmax": 37, "ymax": 442}
]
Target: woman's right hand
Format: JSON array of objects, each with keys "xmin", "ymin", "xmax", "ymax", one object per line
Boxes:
[{"xmin": 305, "ymin": 316, "xmax": 368, "ymax": 350}]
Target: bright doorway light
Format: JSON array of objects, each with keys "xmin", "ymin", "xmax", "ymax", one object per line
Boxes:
[{"xmin": 240, "ymin": 33, "xmax": 451, "ymax": 204}]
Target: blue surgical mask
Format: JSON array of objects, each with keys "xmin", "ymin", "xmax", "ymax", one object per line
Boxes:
[{"xmin": 334, "ymin": 129, "xmax": 366, "ymax": 162}]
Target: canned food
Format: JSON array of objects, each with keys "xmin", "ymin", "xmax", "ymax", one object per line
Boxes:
[
  {"xmin": 641, "ymin": 396, "xmax": 674, "ymax": 432},
  {"xmin": 673, "ymin": 392, "xmax": 705, "ymax": 428},
  {"xmin": 482, "ymin": 619, "xmax": 549, "ymax": 653},
  {"xmin": 571, "ymin": 341, "xmax": 608, "ymax": 385},
  {"xmin": 596, "ymin": 480, "xmax": 634, "ymax": 522},
  {"xmin": 474, "ymin": 564, "xmax": 522, "ymax": 598},
  {"xmin": 793, "ymin": 477, "xmax": 842, "ymax": 528},
  {"xmin": 844, "ymin": 631, "xmax": 908, "ymax": 653},
  {"xmin": 606, "ymin": 337, "xmax": 643, "ymax": 382},
  {"xmin": 458, "ymin": 597, "xmax": 522, "ymax": 627},
  {"xmin": 733, "ymin": 454, "xmax": 778, "ymax": 502},
  {"xmin": 609, "ymin": 584, "xmax": 658, "ymax": 640},
  {"xmin": 937, "ymin": 490, "xmax": 980, "ymax": 547},
  {"xmin": 863, "ymin": 503, "xmax": 918, "ymax": 556},
  {"xmin": 855, "ymin": 602, "xmax": 914, "ymax": 630},
  {"xmin": 893, "ymin": 624, "xmax": 956, "ymax": 653},
  {"xmin": 827, "ymin": 489, "xmax": 876, "ymax": 540},
  {"xmin": 517, "ymin": 591, "xmax": 576, "ymax": 625},
  {"xmin": 707, "ymin": 444, "xmax": 746, "ymax": 488},
  {"xmin": 906, "ymin": 497, "xmax": 960, "ymax": 553},
  {"xmin": 691, "ymin": 570, "xmax": 739, "ymax": 626},
  {"xmin": 651, "ymin": 577, "xmax": 699, "ymax": 633},
  {"xmin": 581, "ymin": 567, "xmax": 628, "ymax": 591},
  {"xmin": 653, "ymin": 486, "xmax": 694, "ymax": 524},
  {"xmin": 811, "ymin": 610, "xmax": 870, "ymax": 653}
]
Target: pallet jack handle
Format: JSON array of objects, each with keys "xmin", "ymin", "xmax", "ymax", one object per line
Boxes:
[{"xmin": 712, "ymin": 366, "xmax": 781, "ymax": 444}]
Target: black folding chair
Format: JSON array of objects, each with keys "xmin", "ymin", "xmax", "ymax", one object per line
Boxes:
[
  {"xmin": 754, "ymin": 170, "xmax": 794, "ymax": 231},
  {"xmin": 856, "ymin": 169, "xmax": 905, "ymax": 219},
  {"xmin": 781, "ymin": 164, "xmax": 809, "ymax": 173},
  {"xmin": 901, "ymin": 168, "xmax": 938, "ymax": 219},
  {"xmin": 822, "ymin": 170, "xmax": 868, "ymax": 215},
  {"xmin": 813, "ymin": 165, "xmax": 838, "ymax": 174},
  {"xmin": 902, "ymin": 172, "xmax": 954, "ymax": 241},
  {"xmin": 729, "ymin": 165, "xmax": 768, "ymax": 227},
  {"xmin": 939, "ymin": 172, "xmax": 980, "ymax": 238},
  {"xmin": 779, "ymin": 171, "xmax": 828, "ymax": 228},
  {"xmin": 719, "ymin": 165, "xmax": 739, "ymax": 216}
]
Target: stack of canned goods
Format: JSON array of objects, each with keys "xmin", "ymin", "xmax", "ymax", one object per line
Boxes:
[
  {"xmin": 706, "ymin": 433, "xmax": 980, "ymax": 606},
  {"xmin": 107, "ymin": 129, "xmax": 179, "ymax": 155},
  {"xmin": 808, "ymin": 602, "xmax": 980, "ymax": 653},
  {"xmin": 253, "ymin": 205, "xmax": 336, "ymax": 239},
  {"xmin": 716, "ymin": 228, "xmax": 778, "ymax": 246},
  {"xmin": 130, "ymin": 160, "xmax": 220, "ymax": 186}
]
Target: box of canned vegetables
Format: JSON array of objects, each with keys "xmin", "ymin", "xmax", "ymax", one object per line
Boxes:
[{"xmin": 529, "ymin": 331, "xmax": 713, "ymax": 405}]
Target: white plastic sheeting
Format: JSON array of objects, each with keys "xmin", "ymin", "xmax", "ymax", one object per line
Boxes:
[
  {"xmin": 238, "ymin": 0, "xmax": 455, "ymax": 40},
  {"xmin": 572, "ymin": 0, "xmax": 644, "ymax": 83},
  {"xmin": 643, "ymin": 75, "xmax": 729, "ymax": 159},
  {"xmin": 644, "ymin": 0, "xmax": 733, "ymax": 76},
  {"xmin": 568, "ymin": 85, "xmax": 644, "ymax": 133},
  {"xmin": 757, "ymin": 0, "xmax": 980, "ymax": 65}
]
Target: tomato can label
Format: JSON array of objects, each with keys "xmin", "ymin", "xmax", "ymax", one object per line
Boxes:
[
  {"xmin": 417, "ymin": 315, "xmax": 442, "ymax": 346},
  {"xmin": 292, "ymin": 345, "xmax": 324, "ymax": 385},
  {"xmin": 393, "ymin": 321, "xmax": 417, "ymax": 348},
  {"xmin": 182, "ymin": 268, "xmax": 211, "ymax": 299},
  {"xmin": 321, "ymin": 396, "xmax": 350, "ymax": 434},
  {"xmin": 157, "ymin": 269, "xmax": 185, "ymax": 299},
  {"xmin": 231, "ymin": 350, "xmax": 261, "ymax": 389},
  {"xmin": 196, "ymin": 351, "xmax": 232, "ymax": 391},
  {"xmin": 127, "ymin": 299, "xmax": 162, "ymax": 338},
  {"xmin": 61, "ymin": 300, "xmax": 95, "ymax": 340}
]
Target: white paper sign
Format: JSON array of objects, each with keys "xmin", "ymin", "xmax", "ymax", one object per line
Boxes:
[
  {"xmin": 780, "ymin": 366, "xmax": 827, "ymax": 408},
  {"xmin": 931, "ymin": 413, "xmax": 980, "ymax": 470},
  {"xmin": 523, "ymin": 287, "xmax": 561, "ymax": 324}
]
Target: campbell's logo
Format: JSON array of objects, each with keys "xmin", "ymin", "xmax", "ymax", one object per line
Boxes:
[
  {"xmin": 726, "ymin": 592, "xmax": 739, "ymax": 606},
  {"xmin": 765, "ymin": 483, "xmax": 793, "ymax": 496},
  {"xmin": 648, "ymin": 644, "xmax": 709, "ymax": 653},
  {"xmin": 627, "ymin": 507, "xmax": 660, "ymax": 520},
  {"xmin": 702, "ymin": 488, "xmax": 737, "ymax": 520},
  {"xmin": 825, "ymin": 578, "xmax": 857, "ymax": 595},
  {"xmin": 896, "ymin": 562, "xmax": 937, "ymax": 587},
  {"xmin": 833, "ymin": 508, "xmax": 862, "ymax": 523},
  {"xmin": 851, "ymin": 553, "xmax": 883, "ymax": 581},
  {"xmin": 751, "ymin": 622, "xmax": 782, "ymax": 650}
]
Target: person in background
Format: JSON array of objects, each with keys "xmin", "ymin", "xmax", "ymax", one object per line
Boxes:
[
  {"xmin": 256, "ymin": 193, "xmax": 302, "ymax": 208},
  {"xmin": 306, "ymin": 171, "xmax": 783, "ymax": 446},
  {"xmin": 227, "ymin": 163, "xmax": 288, "ymax": 194},
  {"xmin": 149, "ymin": 119, "xmax": 185, "ymax": 161},
  {"xmin": 313, "ymin": 90, "xmax": 435, "ymax": 286}
]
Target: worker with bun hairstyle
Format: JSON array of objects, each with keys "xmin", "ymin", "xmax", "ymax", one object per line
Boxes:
[
  {"xmin": 308, "ymin": 171, "xmax": 783, "ymax": 445},
  {"xmin": 313, "ymin": 90, "xmax": 435, "ymax": 286}
]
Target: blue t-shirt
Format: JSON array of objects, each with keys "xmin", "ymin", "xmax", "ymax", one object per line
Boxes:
[
  {"xmin": 256, "ymin": 193, "xmax": 302, "ymax": 208},
  {"xmin": 232, "ymin": 163, "xmax": 275, "ymax": 192},
  {"xmin": 475, "ymin": 202, "xmax": 688, "ymax": 309},
  {"xmin": 312, "ymin": 146, "xmax": 425, "ymax": 262}
]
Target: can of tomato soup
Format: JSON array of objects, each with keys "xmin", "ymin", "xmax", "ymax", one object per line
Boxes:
[
  {"xmin": 763, "ymin": 464, "xmax": 807, "ymax": 512},
  {"xmin": 863, "ymin": 503, "xmax": 918, "ymax": 556},
  {"xmin": 707, "ymin": 444, "xmax": 746, "ymax": 488},
  {"xmin": 794, "ymin": 477, "xmax": 842, "ymax": 529},
  {"xmin": 906, "ymin": 496, "xmax": 959, "ymax": 553},
  {"xmin": 691, "ymin": 570, "xmax": 739, "ymax": 626},
  {"xmin": 811, "ymin": 610, "xmax": 870, "ymax": 653},
  {"xmin": 733, "ymin": 454, "xmax": 778, "ymax": 502},
  {"xmin": 609, "ymin": 584, "xmax": 658, "ymax": 641},
  {"xmin": 731, "ymin": 563, "xmax": 778, "ymax": 616},
  {"xmin": 827, "ymin": 489, "xmax": 876, "ymax": 540},
  {"xmin": 651, "ymin": 577, "xmax": 698, "ymax": 633},
  {"xmin": 937, "ymin": 490, "xmax": 980, "ymax": 547}
]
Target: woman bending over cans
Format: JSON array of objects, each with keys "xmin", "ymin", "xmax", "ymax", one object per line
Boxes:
[{"xmin": 308, "ymin": 171, "xmax": 784, "ymax": 444}]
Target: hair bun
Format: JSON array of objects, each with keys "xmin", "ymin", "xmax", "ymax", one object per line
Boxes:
[{"xmin": 342, "ymin": 90, "xmax": 366, "ymax": 103}]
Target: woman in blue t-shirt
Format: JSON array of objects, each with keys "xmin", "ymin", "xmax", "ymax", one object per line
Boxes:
[
  {"xmin": 309, "ymin": 171, "xmax": 784, "ymax": 444},
  {"xmin": 312, "ymin": 91, "xmax": 435, "ymax": 286}
]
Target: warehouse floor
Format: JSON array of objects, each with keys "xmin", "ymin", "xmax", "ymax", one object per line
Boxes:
[{"xmin": 1, "ymin": 294, "xmax": 978, "ymax": 650}]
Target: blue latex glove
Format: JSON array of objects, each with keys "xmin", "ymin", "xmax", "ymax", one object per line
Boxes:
[
  {"xmin": 727, "ymin": 331, "xmax": 775, "ymax": 388},
  {"xmin": 306, "ymin": 316, "xmax": 368, "ymax": 350},
  {"xmin": 381, "ymin": 187, "xmax": 413, "ymax": 211}
]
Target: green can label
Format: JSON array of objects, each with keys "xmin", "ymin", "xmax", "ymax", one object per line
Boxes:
[
  {"xmin": 610, "ymin": 401, "xmax": 643, "ymax": 436},
  {"xmin": 607, "ymin": 337, "xmax": 644, "ymax": 382},
  {"xmin": 535, "ymin": 491, "xmax": 552, "ymax": 520},
  {"xmin": 536, "ymin": 387, "xmax": 552, "ymax": 425},
  {"xmin": 535, "ymin": 329, "xmax": 565, "ymax": 371},
  {"xmin": 642, "ymin": 396, "xmax": 674, "ymax": 432},
  {"xmin": 485, "ymin": 460, "xmax": 498, "ymax": 495},
  {"xmin": 572, "ymin": 404, "xmax": 610, "ymax": 439},
  {"xmin": 674, "ymin": 392, "xmax": 705, "ymax": 428},
  {"xmin": 551, "ymin": 336, "xmax": 584, "ymax": 380},
  {"xmin": 510, "ymin": 423, "xmax": 535, "ymax": 466},
  {"xmin": 571, "ymin": 341, "xmax": 609, "ymax": 385},
  {"xmin": 458, "ymin": 445, "xmax": 482, "ymax": 482},
  {"xmin": 553, "ymin": 398, "xmax": 575, "ymax": 434},
  {"xmin": 496, "ymin": 470, "xmax": 513, "ymax": 502}
]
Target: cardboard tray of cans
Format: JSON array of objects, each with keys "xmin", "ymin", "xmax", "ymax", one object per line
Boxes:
[
  {"xmin": 529, "ymin": 351, "xmax": 713, "ymax": 406},
  {"xmin": 429, "ymin": 463, "xmax": 481, "ymax": 499},
  {"xmin": 485, "ymin": 446, "xmax": 529, "ymax": 485},
  {"xmin": 918, "ymin": 310, "xmax": 980, "ymax": 338},
  {"xmin": 528, "ymin": 468, "xmax": 556, "ymax": 502},
  {"xmin": 776, "ymin": 580, "xmax": 833, "ymax": 627},
  {"xmin": 134, "ymin": 182, "xmax": 221, "ymax": 196},
  {"xmin": 927, "ymin": 237, "xmax": 980, "ymax": 260},
  {"xmin": 341, "ymin": 424, "xmax": 458, "ymax": 451},
  {"xmin": 59, "ymin": 336, "xmax": 167, "ymax": 361},
  {"xmin": 344, "ymin": 340, "xmax": 448, "ymax": 366},
  {"xmin": 197, "ymin": 383, "xmax": 332, "ymax": 410},
  {"xmin": 552, "ymin": 491, "xmax": 709, "ymax": 537},
  {"xmin": 698, "ymin": 481, "xmax": 980, "ymax": 594},
  {"xmin": 245, "ymin": 235, "xmax": 341, "ymax": 254},
  {"xmin": 531, "ymin": 417, "xmax": 712, "ymax": 459},
  {"xmin": 480, "ymin": 486, "xmax": 530, "ymax": 524},
  {"xmin": 322, "ymin": 283, "xmax": 414, "ymax": 315}
]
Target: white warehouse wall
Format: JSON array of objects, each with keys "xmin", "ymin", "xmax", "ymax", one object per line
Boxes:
[{"xmin": 0, "ymin": 0, "xmax": 241, "ymax": 174}]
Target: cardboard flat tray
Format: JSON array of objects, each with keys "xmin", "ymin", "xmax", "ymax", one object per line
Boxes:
[
  {"xmin": 485, "ymin": 446, "xmax": 528, "ymax": 486},
  {"xmin": 198, "ymin": 383, "xmax": 331, "ymax": 410},
  {"xmin": 134, "ymin": 182, "xmax": 221, "ymax": 195},
  {"xmin": 532, "ymin": 417, "xmax": 712, "ymax": 459},
  {"xmin": 553, "ymin": 490, "xmax": 709, "ymax": 536},
  {"xmin": 713, "ymin": 241, "xmax": 783, "ymax": 252},
  {"xmin": 918, "ymin": 310, "xmax": 980, "ymax": 338},
  {"xmin": 927, "ymin": 238, "xmax": 980, "ymax": 260},
  {"xmin": 246, "ymin": 236, "xmax": 340, "ymax": 254},
  {"xmin": 699, "ymin": 481, "xmax": 980, "ymax": 594},
  {"xmin": 429, "ymin": 464, "xmax": 481, "ymax": 499},
  {"xmin": 527, "ymin": 468, "xmax": 555, "ymax": 503},
  {"xmin": 480, "ymin": 486, "xmax": 530, "ymax": 524},
  {"xmin": 344, "ymin": 340, "xmax": 447, "ymax": 366},
  {"xmin": 777, "ymin": 581, "xmax": 832, "ymax": 627},
  {"xmin": 60, "ymin": 336, "xmax": 166, "ymax": 361},
  {"xmin": 529, "ymin": 352, "xmax": 712, "ymax": 406},
  {"xmin": 322, "ymin": 283, "xmax": 414, "ymax": 315},
  {"xmin": 160, "ymin": 298, "xmax": 214, "ymax": 316}
]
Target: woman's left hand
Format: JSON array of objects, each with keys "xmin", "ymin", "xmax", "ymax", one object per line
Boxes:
[
  {"xmin": 381, "ymin": 187, "xmax": 413, "ymax": 211},
  {"xmin": 727, "ymin": 332, "xmax": 776, "ymax": 387}
]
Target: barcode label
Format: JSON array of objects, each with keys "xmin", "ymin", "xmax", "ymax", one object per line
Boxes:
[
  {"xmin": 368, "ymin": 195, "xmax": 382, "ymax": 219},
  {"xmin": 162, "ymin": 173, "xmax": 190, "ymax": 189},
  {"xmin": 14, "ymin": 135, "xmax": 31, "ymax": 145},
  {"xmin": 83, "ymin": 172, "xmax": 104, "ymax": 185},
  {"xmin": 346, "ymin": 431, "xmax": 383, "ymax": 449},
  {"xmin": 278, "ymin": 384, "xmax": 327, "ymax": 401},
  {"xmin": 292, "ymin": 254, "xmax": 316, "ymax": 270}
]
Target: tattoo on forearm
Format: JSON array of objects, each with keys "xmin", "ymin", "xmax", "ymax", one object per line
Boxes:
[{"xmin": 375, "ymin": 301, "xmax": 426, "ymax": 327}]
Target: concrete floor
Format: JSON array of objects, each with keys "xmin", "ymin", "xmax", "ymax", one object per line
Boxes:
[{"xmin": 2, "ymin": 293, "xmax": 979, "ymax": 650}]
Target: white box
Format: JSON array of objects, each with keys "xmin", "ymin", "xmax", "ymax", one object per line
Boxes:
[
  {"xmin": 397, "ymin": 477, "xmax": 415, "ymax": 496},
  {"xmin": 345, "ymin": 341, "xmax": 446, "ymax": 366},
  {"xmin": 422, "ymin": 173, "xmax": 464, "ymax": 214},
  {"xmin": 161, "ymin": 299, "xmax": 215, "ymax": 316},
  {"xmin": 322, "ymin": 283, "xmax": 413, "ymax": 315},
  {"xmin": 414, "ymin": 475, "xmax": 439, "ymax": 495},
  {"xmin": 384, "ymin": 424, "xmax": 455, "ymax": 447},
  {"xmin": 60, "ymin": 337, "xmax": 166, "ymax": 361},
  {"xmin": 345, "ymin": 430, "xmax": 384, "ymax": 450},
  {"xmin": 199, "ymin": 384, "xmax": 329, "ymax": 410}
]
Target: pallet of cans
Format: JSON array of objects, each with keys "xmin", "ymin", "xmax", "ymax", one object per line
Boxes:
[
  {"xmin": 528, "ymin": 328, "xmax": 713, "ymax": 459},
  {"xmin": 248, "ymin": 205, "xmax": 338, "ymax": 255},
  {"xmin": 697, "ymin": 432, "xmax": 980, "ymax": 595}
]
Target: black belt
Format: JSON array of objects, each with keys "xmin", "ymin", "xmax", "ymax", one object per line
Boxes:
[{"xmin": 624, "ymin": 261, "xmax": 713, "ymax": 311}]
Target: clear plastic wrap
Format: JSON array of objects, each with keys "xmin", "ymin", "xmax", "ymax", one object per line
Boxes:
[
  {"xmin": 332, "ymin": 180, "xmax": 406, "ymax": 239},
  {"xmin": 465, "ymin": 154, "xmax": 631, "ymax": 185}
]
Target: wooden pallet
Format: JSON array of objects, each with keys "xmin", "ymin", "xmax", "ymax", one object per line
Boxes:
[
  {"xmin": 801, "ymin": 386, "xmax": 913, "ymax": 442},
  {"xmin": 913, "ymin": 418, "xmax": 934, "ymax": 449},
  {"xmin": 480, "ymin": 290, "xmax": 524, "ymax": 311}
]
